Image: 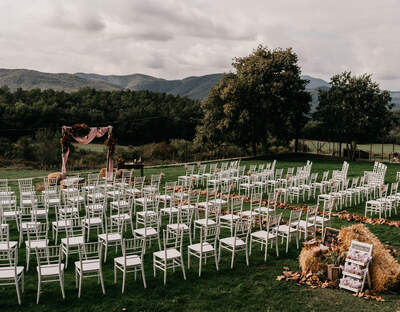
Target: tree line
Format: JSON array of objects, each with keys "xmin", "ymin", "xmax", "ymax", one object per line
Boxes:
[
  {"xmin": 0, "ymin": 45, "xmax": 395, "ymax": 165},
  {"xmin": 0, "ymin": 87, "xmax": 202, "ymax": 145}
]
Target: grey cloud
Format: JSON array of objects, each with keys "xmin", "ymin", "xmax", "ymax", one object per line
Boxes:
[{"xmin": 0, "ymin": 0, "xmax": 399, "ymax": 90}]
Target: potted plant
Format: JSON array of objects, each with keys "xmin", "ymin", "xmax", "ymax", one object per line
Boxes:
[{"xmin": 324, "ymin": 248, "xmax": 343, "ymax": 282}]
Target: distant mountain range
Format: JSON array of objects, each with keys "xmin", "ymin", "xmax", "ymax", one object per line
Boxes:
[{"xmin": 0, "ymin": 68, "xmax": 399, "ymax": 109}]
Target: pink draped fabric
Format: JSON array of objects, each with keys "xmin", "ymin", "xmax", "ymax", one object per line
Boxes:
[{"xmin": 61, "ymin": 126, "xmax": 114, "ymax": 180}]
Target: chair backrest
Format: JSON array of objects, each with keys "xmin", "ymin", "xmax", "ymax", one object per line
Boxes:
[
  {"xmin": 18, "ymin": 178, "xmax": 33, "ymax": 191},
  {"xmin": 267, "ymin": 212, "xmax": 282, "ymax": 233},
  {"xmin": 390, "ymin": 182, "xmax": 398, "ymax": 196},
  {"xmin": 275, "ymin": 169, "xmax": 283, "ymax": 180},
  {"xmin": 163, "ymin": 229, "xmax": 183, "ymax": 253},
  {"xmin": 197, "ymin": 164, "xmax": 207, "ymax": 175},
  {"xmin": 209, "ymin": 163, "xmax": 218, "ymax": 174},
  {"xmin": 123, "ymin": 238, "xmax": 145, "ymax": 257},
  {"xmin": 65, "ymin": 218, "xmax": 85, "ymax": 239},
  {"xmin": 44, "ymin": 177, "xmax": 58, "ymax": 189},
  {"xmin": 0, "ymin": 179, "xmax": 9, "ymax": 193},
  {"xmin": 0, "ymin": 224, "xmax": 9, "ymax": 243},
  {"xmin": 306, "ymin": 205, "xmax": 318, "ymax": 224},
  {"xmin": 287, "ymin": 168, "xmax": 294, "ymax": 177},
  {"xmin": 322, "ymin": 170, "xmax": 329, "ymax": 181},
  {"xmin": 288, "ymin": 210, "xmax": 302, "ymax": 228},
  {"xmin": 78, "ymin": 242, "xmax": 102, "ymax": 264},
  {"xmin": 0, "ymin": 194, "xmax": 17, "ymax": 213},
  {"xmin": 201, "ymin": 223, "xmax": 219, "ymax": 247},
  {"xmin": 249, "ymin": 164, "xmax": 257, "ymax": 173},
  {"xmin": 134, "ymin": 176, "xmax": 145, "ymax": 189},
  {"xmin": 0, "ymin": 246, "xmax": 18, "ymax": 270},
  {"xmin": 27, "ymin": 223, "xmax": 48, "ymax": 245},
  {"xmin": 177, "ymin": 205, "xmax": 194, "ymax": 227},
  {"xmin": 250, "ymin": 191, "xmax": 263, "ymax": 211},
  {"xmin": 164, "ymin": 181, "xmax": 177, "ymax": 197},
  {"xmin": 35, "ymin": 245, "xmax": 62, "ymax": 273},
  {"xmin": 105, "ymin": 217, "xmax": 124, "ymax": 236},
  {"xmin": 87, "ymin": 173, "xmax": 100, "ymax": 186},
  {"xmin": 233, "ymin": 219, "xmax": 250, "ymax": 245},
  {"xmin": 230, "ymin": 196, "xmax": 243, "ymax": 215}
]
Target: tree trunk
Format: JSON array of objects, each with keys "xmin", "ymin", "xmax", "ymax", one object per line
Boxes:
[
  {"xmin": 294, "ymin": 137, "xmax": 299, "ymax": 153},
  {"xmin": 339, "ymin": 142, "xmax": 342, "ymax": 159}
]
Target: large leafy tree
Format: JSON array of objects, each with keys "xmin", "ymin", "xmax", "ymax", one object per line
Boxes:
[
  {"xmin": 195, "ymin": 45, "xmax": 311, "ymax": 154},
  {"xmin": 314, "ymin": 72, "xmax": 393, "ymax": 159}
]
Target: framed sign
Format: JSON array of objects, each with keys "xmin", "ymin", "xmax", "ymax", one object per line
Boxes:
[{"xmin": 323, "ymin": 227, "xmax": 340, "ymax": 247}]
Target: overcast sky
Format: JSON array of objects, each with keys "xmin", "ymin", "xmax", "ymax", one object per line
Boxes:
[{"xmin": 0, "ymin": 0, "xmax": 399, "ymax": 90}]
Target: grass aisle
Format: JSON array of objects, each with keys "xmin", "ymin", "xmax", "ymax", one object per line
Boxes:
[{"xmin": 0, "ymin": 156, "xmax": 399, "ymax": 311}]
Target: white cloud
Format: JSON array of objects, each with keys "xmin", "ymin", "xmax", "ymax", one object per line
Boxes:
[{"xmin": 0, "ymin": 0, "xmax": 399, "ymax": 89}]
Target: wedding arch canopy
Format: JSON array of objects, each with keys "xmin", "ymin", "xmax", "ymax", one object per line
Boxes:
[{"xmin": 60, "ymin": 124, "xmax": 115, "ymax": 180}]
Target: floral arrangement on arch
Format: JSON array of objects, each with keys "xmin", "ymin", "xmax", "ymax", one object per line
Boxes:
[{"xmin": 60, "ymin": 123, "xmax": 115, "ymax": 155}]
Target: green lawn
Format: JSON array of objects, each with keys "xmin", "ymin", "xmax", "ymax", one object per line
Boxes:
[{"xmin": 1, "ymin": 155, "xmax": 400, "ymax": 311}]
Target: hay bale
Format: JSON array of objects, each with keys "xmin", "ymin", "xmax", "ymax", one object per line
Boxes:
[
  {"xmin": 299, "ymin": 245, "xmax": 327, "ymax": 274},
  {"xmin": 35, "ymin": 183, "xmax": 45, "ymax": 192},
  {"xmin": 99, "ymin": 168, "xmax": 107, "ymax": 178},
  {"xmin": 116, "ymin": 169, "xmax": 127, "ymax": 179},
  {"xmin": 48, "ymin": 172, "xmax": 61, "ymax": 184},
  {"xmin": 338, "ymin": 224, "xmax": 400, "ymax": 292}
]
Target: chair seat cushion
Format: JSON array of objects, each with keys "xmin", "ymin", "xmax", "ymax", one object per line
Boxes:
[
  {"xmin": 114, "ymin": 255, "xmax": 141, "ymax": 267},
  {"xmin": 160, "ymin": 207, "xmax": 179, "ymax": 214},
  {"xmin": 167, "ymin": 223, "xmax": 189, "ymax": 231},
  {"xmin": 26, "ymin": 239, "xmax": 48, "ymax": 249},
  {"xmin": 313, "ymin": 216, "xmax": 329, "ymax": 223},
  {"xmin": 277, "ymin": 225, "xmax": 298, "ymax": 233},
  {"xmin": 0, "ymin": 241, "xmax": 17, "ymax": 251},
  {"xmin": 293, "ymin": 220, "xmax": 314, "ymax": 228},
  {"xmin": 240, "ymin": 210, "xmax": 259, "ymax": 217},
  {"xmin": 157, "ymin": 195, "xmax": 172, "ymax": 201},
  {"xmin": 98, "ymin": 233, "xmax": 122, "ymax": 242},
  {"xmin": 3, "ymin": 211, "xmax": 18, "ymax": 217},
  {"xmin": 219, "ymin": 237, "xmax": 246, "ymax": 247},
  {"xmin": 136, "ymin": 211, "xmax": 157, "ymax": 217},
  {"xmin": 134, "ymin": 227, "xmax": 158, "ymax": 237},
  {"xmin": 37, "ymin": 263, "xmax": 64, "ymax": 276},
  {"xmin": 52, "ymin": 220, "xmax": 72, "ymax": 228},
  {"xmin": 254, "ymin": 207, "xmax": 274, "ymax": 214},
  {"xmin": 153, "ymin": 248, "xmax": 181, "ymax": 260},
  {"xmin": 188, "ymin": 242, "xmax": 214, "ymax": 253},
  {"xmin": 194, "ymin": 219, "xmax": 216, "ymax": 226},
  {"xmin": 251, "ymin": 230, "xmax": 277, "ymax": 240},
  {"xmin": 61, "ymin": 236, "xmax": 84, "ymax": 247},
  {"xmin": 219, "ymin": 214, "xmax": 240, "ymax": 221},
  {"xmin": 82, "ymin": 217, "xmax": 103, "ymax": 225},
  {"xmin": 0, "ymin": 266, "xmax": 24, "ymax": 279},
  {"xmin": 75, "ymin": 259, "xmax": 100, "ymax": 272}
]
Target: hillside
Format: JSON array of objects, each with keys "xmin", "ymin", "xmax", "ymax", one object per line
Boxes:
[
  {"xmin": 0, "ymin": 68, "xmax": 119, "ymax": 92},
  {"xmin": 0, "ymin": 68, "xmax": 398, "ymax": 108}
]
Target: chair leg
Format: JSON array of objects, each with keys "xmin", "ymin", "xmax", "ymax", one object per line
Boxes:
[
  {"xmin": 114, "ymin": 264, "xmax": 117, "ymax": 284},
  {"xmin": 141, "ymin": 264, "xmax": 147, "ymax": 288},
  {"xmin": 231, "ymin": 251, "xmax": 235, "ymax": 269},
  {"xmin": 78, "ymin": 274, "xmax": 82, "ymax": 298},
  {"xmin": 214, "ymin": 251, "xmax": 219, "ymax": 271},
  {"xmin": 36, "ymin": 276, "xmax": 41, "ymax": 304},
  {"xmin": 245, "ymin": 247, "xmax": 249, "ymax": 266},
  {"xmin": 16, "ymin": 278, "xmax": 22, "ymax": 305},
  {"xmin": 122, "ymin": 271, "xmax": 126, "ymax": 294},
  {"xmin": 60, "ymin": 273, "xmax": 66, "ymax": 299},
  {"xmin": 199, "ymin": 253, "xmax": 202, "ymax": 277},
  {"xmin": 100, "ymin": 270, "xmax": 106, "ymax": 295},
  {"xmin": 181, "ymin": 256, "xmax": 186, "ymax": 280}
]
